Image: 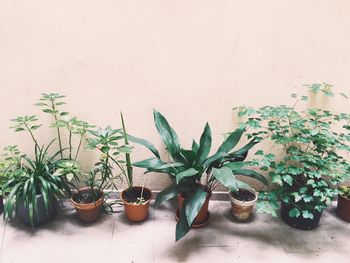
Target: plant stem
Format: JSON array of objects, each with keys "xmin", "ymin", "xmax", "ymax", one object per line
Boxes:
[
  {"xmin": 74, "ymin": 136, "xmax": 83, "ymax": 163},
  {"xmin": 51, "ymin": 100, "xmax": 63, "ymax": 158},
  {"xmin": 24, "ymin": 123, "xmax": 39, "ymax": 148},
  {"xmin": 69, "ymin": 129, "xmax": 72, "ymax": 160}
]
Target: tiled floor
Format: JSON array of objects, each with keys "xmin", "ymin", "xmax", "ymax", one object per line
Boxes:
[{"xmin": 0, "ymin": 200, "xmax": 349, "ymax": 263}]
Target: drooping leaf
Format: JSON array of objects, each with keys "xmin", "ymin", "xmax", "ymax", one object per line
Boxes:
[
  {"xmin": 289, "ymin": 207, "xmax": 301, "ymax": 218},
  {"xmin": 155, "ymin": 184, "xmax": 180, "ymax": 207},
  {"xmin": 203, "ymin": 152, "xmax": 227, "ymax": 167},
  {"xmin": 185, "ymin": 187, "xmax": 208, "ymax": 226},
  {"xmin": 232, "ymin": 169, "xmax": 269, "ymax": 186},
  {"xmin": 128, "ymin": 134, "xmax": 160, "ymax": 158},
  {"xmin": 176, "ymin": 168, "xmax": 198, "ymax": 184},
  {"xmin": 176, "ymin": 203, "xmax": 190, "ymax": 241},
  {"xmin": 212, "ymin": 167, "xmax": 238, "ymax": 192}
]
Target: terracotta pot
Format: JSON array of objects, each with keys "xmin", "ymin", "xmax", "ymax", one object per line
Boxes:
[
  {"xmin": 121, "ymin": 186, "xmax": 152, "ymax": 222},
  {"xmin": 229, "ymin": 188, "xmax": 257, "ymax": 220},
  {"xmin": 337, "ymin": 194, "xmax": 350, "ymax": 222},
  {"xmin": 177, "ymin": 190, "xmax": 211, "ymax": 225},
  {"xmin": 71, "ymin": 188, "xmax": 104, "ymax": 223}
]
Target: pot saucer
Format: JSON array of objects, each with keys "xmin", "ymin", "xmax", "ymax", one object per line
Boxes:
[{"xmin": 175, "ymin": 209, "xmax": 210, "ymax": 229}]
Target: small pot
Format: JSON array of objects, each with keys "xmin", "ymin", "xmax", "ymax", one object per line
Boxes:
[
  {"xmin": 177, "ymin": 190, "xmax": 211, "ymax": 226},
  {"xmin": 16, "ymin": 194, "xmax": 57, "ymax": 227},
  {"xmin": 336, "ymin": 194, "xmax": 350, "ymax": 222},
  {"xmin": 71, "ymin": 188, "xmax": 104, "ymax": 223},
  {"xmin": 280, "ymin": 202, "xmax": 322, "ymax": 230},
  {"xmin": 121, "ymin": 186, "xmax": 152, "ymax": 222},
  {"xmin": 229, "ymin": 188, "xmax": 257, "ymax": 220}
]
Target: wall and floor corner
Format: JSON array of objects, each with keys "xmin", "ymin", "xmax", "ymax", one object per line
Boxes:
[{"xmin": 1, "ymin": 0, "xmax": 350, "ymax": 191}]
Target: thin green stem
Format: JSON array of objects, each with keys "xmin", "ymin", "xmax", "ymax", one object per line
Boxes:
[{"xmin": 51, "ymin": 100, "xmax": 63, "ymax": 158}]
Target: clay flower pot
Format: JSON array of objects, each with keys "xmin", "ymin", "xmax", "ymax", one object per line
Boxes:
[
  {"xmin": 71, "ymin": 187, "xmax": 104, "ymax": 223},
  {"xmin": 176, "ymin": 191, "xmax": 211, "ymax": 227},
  {"xmin": 121, "ymin": 186, "xmax": 152, "ymax": 222},
  {"xmin": 229, "ymin": 188, "xmax": 257, "ymax": 220},
  {"xmin": 337, "ymin": 194, "xmax": 350, "ymax": 222}
]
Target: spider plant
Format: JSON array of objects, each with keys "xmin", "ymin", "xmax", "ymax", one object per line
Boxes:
[{"xmin": 3, "ymin": 141, "xmax": 69, "ymax": 226}]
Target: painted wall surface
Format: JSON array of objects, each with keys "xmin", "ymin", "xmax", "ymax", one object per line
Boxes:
[{"xmin": 1, "ymin": 0, "xmax": 350, "ymax": 191}]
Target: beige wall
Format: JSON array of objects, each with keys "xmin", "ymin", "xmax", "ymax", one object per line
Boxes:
[{"xmin": 1, "ymin": 0, "xmax": 350, "ymax": 191}]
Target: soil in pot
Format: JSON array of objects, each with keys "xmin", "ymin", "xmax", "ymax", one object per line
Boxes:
[
  {"xmin": 71, "ymin": 188, "xmax": 104, "ymax": 223},
  {"xmin": 280, "ymin": 202, "xmax": 322, "ymax": 230},
  {"xmin": 177, "ymin": 191, "xmax": 211, "ymax": 227},
  {"xmin": 336, "ymin": 194, "xmax": 350, "ymax": 222},
  {"xmin": 121, "ymin": 186, "xmax": 152, "ymax": 222},
  {"xmin": 231, "ymin": 189, "xmax": 255, "ymax": 201},
  {"xmin": 230, "ymin": 189, "xmax": 257, "ymax": 221},
  {"xmin": 16, "ymin": 194, "xmax": 57, "ymax": 227}
]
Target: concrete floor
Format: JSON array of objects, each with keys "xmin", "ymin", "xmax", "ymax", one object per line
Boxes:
[{"xmin": 0, "ymin": 200, "xmax": 349, "ymax": 263}]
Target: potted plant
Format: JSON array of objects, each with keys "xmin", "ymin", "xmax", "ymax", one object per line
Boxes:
[
  {"xmin": 1, "ymin": 114, "xmax": 71, "ymax": 227},
  {"xmin": 337, "ymin": 185, "xmax": 350, "ymax": 222},
  {"xmin": 3, "ymin": 142, "xmax": 68, "ymax": 227},
  {"xmin": 236, "ymin": 83, "xmax": 350, "ymax": 230},
  {"xmin": 35, "ymin": 93, "xmax": 112, "ymax": 223},
  {"xmin": 229, "ymin": 188, "xmax": 258, "ymax": 220},
  {"xmin": 131, "ymin": 110, "xmax": 268, "ymax": 241},
  {"xmin": 88, "ymin": 113, "xmax": 152, "ymax": 222}
]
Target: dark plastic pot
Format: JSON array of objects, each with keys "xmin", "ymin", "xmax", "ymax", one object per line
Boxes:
[
  {"xmin": 280, "ymin": 202, "xmax": 322, "ymax": 230},
  {"xmin": 16, "ymin": 194, "xmax": 57, "ymax": 227},
  {"xmin": 336, "ymin": 194, "xmax": 350, "ymax": 222}
]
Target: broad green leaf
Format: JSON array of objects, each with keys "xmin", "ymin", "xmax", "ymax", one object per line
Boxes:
[
  {"xmin": 223, "ymin": 161, "xmax": 248, "ymax": 170},
  {"xmin": 231, "ymin": 139, "xmax": 258, "ymax": 160},
  {"xmin": 176, "ymin": 203, "xmax": 190, "ymax": 241},
  {"xmin": 185, "ymin": 187, "xmax": 208, "ymax": 226},
  {"xmin": 153, "ymin": 110, "xmax": 181, "ymax": 158},
  {"xmin": 302, "ymin": 210, "xmax": 314, "ymax": 219},
  {"xmin": 217, "ymin": 127, "xmax": 245, "ymax": 153},
  {"xmin": 176, "ymin": 168, "xmax": 198, "ymax": 184},
  {"xmin": 194, "ymin": 123, "xmax": 212, "ymax": 166},
  {"xmin": 132, "ymin": 158, "xmax": 166, "ymax": 169},
  {"xmin": 155, "ymin": 184, "xmax": 180, "ymax": 207},
  {"xmin": 128, "ymin": 134, "xmax": 160, "ymax": 158},
  {"xmin": 212, "ymin": 167, "xmax": 238, "ymax": 192},
  {"xmin": 203, "ymin": 152, "xmax": 227, "ymax": 167},
  {"xmin": 288, "ymin": 207, "xmax": 300, "ymax": 218},
  {"xmin": 232, "ymin": 169, "xmax": 269, "ymax": 186}
]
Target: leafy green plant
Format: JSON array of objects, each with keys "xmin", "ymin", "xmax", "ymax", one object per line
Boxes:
[
  {"xmin": 35, "ymin": 93, "xmax": 93, "ymax": 161},
  {"xmin": 235, "ymin": 83, "xmax": 350, "ymax": 219},
  {"xmin": 339, "ymin": 186, "xmax": 350, "ymax": 199},
  {"xmin": 3, "ymin": 142, "xmax": 69, "ymax": 226},
  {"xmin": 131, "ymin": 110, "xmax": 268, "ymax": 241},
  {"xmin": 0, "ymin": 146, "xmax": 23, "ymax": 196}
]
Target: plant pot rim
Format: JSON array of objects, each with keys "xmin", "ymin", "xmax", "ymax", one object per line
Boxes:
[
  {"xmin": 229, "ymin": 188, "xmax": 257, "ymax": 206},
  {"xmin": 121, "ymin": 186, "xmax": 152, "ymax": 206},
  {"xmin": 339, "ymin": 193, "xmax": 350, "ymax": 201},
  {"xmin": 71, "ymin": 187, "xmax": 104, "ymax": 208}
]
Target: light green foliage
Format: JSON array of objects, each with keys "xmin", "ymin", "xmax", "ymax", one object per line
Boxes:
[
  {"xmin": 236, "ymin": 83, "xmax": 350, "ymax": 219},
  {"xmin": 131, "ymin": 110, "xmax": 268, "ymax": 241},
  {"xmin": 339, "ymin": 185, "xmax": 350, "ymax": 199}
]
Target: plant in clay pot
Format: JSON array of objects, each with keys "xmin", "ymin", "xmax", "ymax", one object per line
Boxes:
[
  {"xmin": 131, "ymin": 110, "xmax": 268, "ymax": 241},
  {"xmin": 235, "ymin": 83, "xmax": 350, "ymax": 230},
  {"xmin": 88, "ymin": 113, "xmax": 153, "ymax": 222},
  {"xmin": 337, "ymin": 185, "xmax": 350, "ymax": 222}
]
